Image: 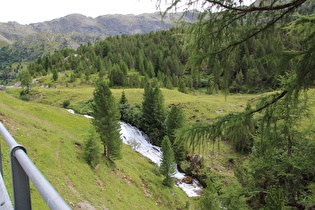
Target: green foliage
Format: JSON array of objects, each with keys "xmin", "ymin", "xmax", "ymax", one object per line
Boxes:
[
  {"xmin": 163, "ymin": 1, "xmax": 315, "ymax": 208},
  {"xmin": 160, "ymin": 136, "xmax": 175, "ymax": 187},
  {"xmin": 20, "ymin": 70, "xmax": 32, "ymax": 90},
  {"xmin": 118, "ymin": 91, "xmax": 143, "ymax": 128},
  {"xmin": 62, "ymin": 99, "xmax": 70, "ymax": 108},
  {"xmin": 199, "ymin": 178, "xmax": 248, "ymax": 210},
  {"xmin": 178, "ymin": 79, "xmax": 187, "ymax": 94},
  {"xmin": 52, "ymin": 69, "xmax": 58, "ymax": 81},
  {"xmin": 91, "ymin": 81, "xmax": 122, "ymax": 160},
  {"xmin": 83, "ymin": 127, "xmax": 102, "ymax": 167},
  {"xmin": 166, "ymin": 105, "xmax": 186, "ymax": 162},
  {"xmin": 19, "ymin": 89, "xmax": 31, "ymax": 101},
  {"xmin": 223, "ymin": 103, "xmax": 255, "ymax": 154},
  {"xmin": 141, "ymin": 84, "xmax": 166, "ymax": 145},
  {"xmin": 263, "ymin": 186, "xmax": 285, "ymax": 210}
]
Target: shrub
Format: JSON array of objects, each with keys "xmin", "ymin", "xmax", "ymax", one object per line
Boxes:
[
  {"xmin": 20, "ymin": 94, "xmax": 31, "ymax": 101},
  {"xmin": 63, "ymin": 100, "xmax": 70, "ymax": 108},
  {"xmin": 20, "ymin": 89, "xmax": 31, "ymax": 101}
]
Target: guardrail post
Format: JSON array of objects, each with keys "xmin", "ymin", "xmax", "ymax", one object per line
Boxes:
[{"xmin": 11, "ymin": 145, "xmax": 31, "ymax": 210}]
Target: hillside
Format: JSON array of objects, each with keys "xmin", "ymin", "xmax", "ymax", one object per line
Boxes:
[
  {"xmin": 0, "ymin": 12, "xmax": 196, "ymax": 42},
  {"xmin": 0, "ymin": 90, "xmax": 193, "ymax": 209},
  {"xmin": 0, "ymin": 12, "xmax": 197, "ymax": 84}
]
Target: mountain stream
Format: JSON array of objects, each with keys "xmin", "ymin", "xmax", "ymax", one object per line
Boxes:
[{"xmin": 67, "ymin": 109, "xmax": 203, "ymax": 197}]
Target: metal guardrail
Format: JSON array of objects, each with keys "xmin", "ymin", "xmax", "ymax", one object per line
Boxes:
[{"xmin": 0, "ymin": 122, "xmax": 71, "ymax": 210}]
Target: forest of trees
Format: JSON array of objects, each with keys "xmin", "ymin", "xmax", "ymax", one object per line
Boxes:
[{"xmin": 23, "ymin": 18, "xmax": 312, "ymax": 95}]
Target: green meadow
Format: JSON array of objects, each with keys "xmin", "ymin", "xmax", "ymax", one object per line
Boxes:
[
  {"xmin": 0, "ymin": 90, "xmax": 191, "ymax": 209},
  {"xmin": 3, "ymin": 86, "xmax": 314, "ymax": 209}
]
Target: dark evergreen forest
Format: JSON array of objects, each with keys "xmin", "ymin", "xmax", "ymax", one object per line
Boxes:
[{"xmin": 23, "ymin": 25, "xmax": 296, "ymax": 94}]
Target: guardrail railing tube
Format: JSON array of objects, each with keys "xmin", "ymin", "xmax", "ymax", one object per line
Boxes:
[{"xmin": 0, "ymin": 122, "xmax": 71, "ymax": 210}]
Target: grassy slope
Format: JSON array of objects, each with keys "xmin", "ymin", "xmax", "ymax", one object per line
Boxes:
[
  {"xmin": 6, "ymin": 86, "xmax": 261, "ymax": 180},
  {"xmin": 6, "ymin": 86, "xmax": 314, "ymax": 208},
  {"xmin": 6, "ymin": 86, "xmax": 260, "ymax": 123},
  {"xmin": 0, "ymin": 91, "xmax": 190, "ymax": 209}
]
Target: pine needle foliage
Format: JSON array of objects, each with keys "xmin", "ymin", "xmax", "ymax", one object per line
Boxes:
[
  {"xmin": 161, "ymin": 0, "xmax": 315, "ymax": 207},
  {"xmin": 91, "ymin": 81, "xmax": 122, "ymax": 161},
  {"xmin": 141, "ymin": 83, "xmax": 166, "ymax": 145},
  {"xmin": 160, "ymin": 136, "xmax": 176, "ymax": 187},
  {"xmin": 83, "ymin": 127, "xmax": 102, "ymax": 167}
]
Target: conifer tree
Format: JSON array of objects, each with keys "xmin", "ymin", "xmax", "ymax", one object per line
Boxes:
[
  {"xmin": 83, "ymin": 127, "xmax": 101, "ymax": 167},
  {"xmin": 52, "ymin": 69, "xmax": 58, "ymax": 81},
  {"xmin": 141, "ymin": 84, "xmax": 166, "ymax": 145},
  {"xmin": 160, "ymin": 136, "xmax": 175, "ymax": 187},
  {"xmin": 178, "ymin": 78, "xmax": 187, "ymax": 93},
  {"xmin": 91, "ymin": 81, "xmax": 122, "ymax": 160},
  {"xmin": 20, "ymin": 70, "xmax": 32, "ymax": 91},
  {"xmin": 165, "ymin": 105, "xmax": 186, "ymax": 162}
]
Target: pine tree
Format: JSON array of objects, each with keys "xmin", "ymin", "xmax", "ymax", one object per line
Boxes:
[
  {"xmin": 160, "ymin": 136, "xmax": 175, "ymax": 187},
  {"xmin": 141, "ymin": 84, "xmax": 166, "ymax": 145},
  {"xmin": 119, "ymin": 90, "xmax": 130, "ymax": 122},
  {"xmin": 91, "ymin": 81, "xmax": 122, "ymax": 160},
  {"xmin": 165, "ymin": 105, "xmax": 186, "ymax": 162},
  {"xmin": 178, "ymin": 78, "xmax": 187, "ymax": 93},
  {"xmin": 20, "ymin": 70, "xmax": 32, "ymax": 91},
  {"xmin": 52, "ymin": 69, "xmax": 58, "ymax": 81},
  {"xmin": 83, "ymin": 127, "xmax": 101, "ymax": 167}
]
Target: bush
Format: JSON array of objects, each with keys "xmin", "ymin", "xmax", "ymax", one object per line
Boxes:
[
  {"xmin": 20, "ymin": 94, "xmax": 31, "ymax": 101},
  {"xmin": 20, "ymin": 89, "xmax": 31, "ymax": 101},
  {"xmin": 63, "ymin": 100, "xmax": 70, "ymax": 108}
]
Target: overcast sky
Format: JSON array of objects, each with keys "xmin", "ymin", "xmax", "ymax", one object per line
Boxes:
[{"xmin": 0, "ymin": 0, "xmax": 165, "ymax": 24}]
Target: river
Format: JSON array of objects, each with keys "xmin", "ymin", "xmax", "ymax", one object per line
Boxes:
[{"xmin": 67, "ymin": 109, "xmax": 203, "ymax": 197}]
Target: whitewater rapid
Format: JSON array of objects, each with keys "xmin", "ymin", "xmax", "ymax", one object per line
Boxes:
[
  {"xmin": 67, "ymin": 109, "xmax": 203, "ymax": 197},
  {"xmin": 119, "ymin": 122, "xmax": 203, "ymax": 197}
]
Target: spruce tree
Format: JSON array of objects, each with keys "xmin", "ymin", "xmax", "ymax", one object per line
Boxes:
[
  {"xmin": 83, "ymin": 127, "xmax": 101, "ymax": 167},
  {"xmin": 141, "ymin": 84, "xmax": 166, "ymax": 145},
  {"xmin": 52, "ymin": 69, "xmax": 58, "ymax": 81},
  {"xmin": 165, "ymin": 105, "xmax": 185, "ymax": 162},
  {"xmin": 178, "ymin": 79, "xmax": 187, "ymax": 93},
  {"xmin": 160, "ymin": 136, "xmax": 175, "ymax": 187},
  {"xmin": 119, "ymin": 90, "xmax": 130, "ymax": 122},
  {"xmin": 91, "ymin": 81, "xmax": 122, "ymax": 160}
]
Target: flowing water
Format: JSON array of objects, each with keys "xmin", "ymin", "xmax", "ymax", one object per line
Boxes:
[
  {"xmin": 67, "ymin": 109, "xmax": 203, "ymax": 197},
  {"xmin": 119, "ymin": 122, "xmax": 203, "ymax": 197}
]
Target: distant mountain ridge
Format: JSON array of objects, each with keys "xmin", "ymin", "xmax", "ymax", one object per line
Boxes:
[
  {"xmin": 0, "ymin": 12, "xmax": 197, "ymax": 46},
  {"xmin": 0, "ymin": 12, "xmax": 197, "ymax": 71}
]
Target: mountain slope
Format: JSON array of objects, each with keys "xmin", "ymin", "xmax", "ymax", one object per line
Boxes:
[
  {"xmin": 0, "ymin": 12, "xmax": 196, "ymax": 43},
  {"xmin": 0, "ymin": 91, "xmax": 190, "ymax": 209},
  {"xmin": 0, "ymin": 12, "xmax": 196, "ymax": 72}
]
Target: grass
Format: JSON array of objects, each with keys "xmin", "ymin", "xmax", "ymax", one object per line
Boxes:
[
  {"xmin": 6, "ymin": 86, "xmax": 260, "ymax": 124},
  {"xmin": 5, "ymin": 82, "xmax": 315, "ymax": 209},
  {"xmin": 0, "ymin": 91, "xmax": 194, "ymax": 209}
]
